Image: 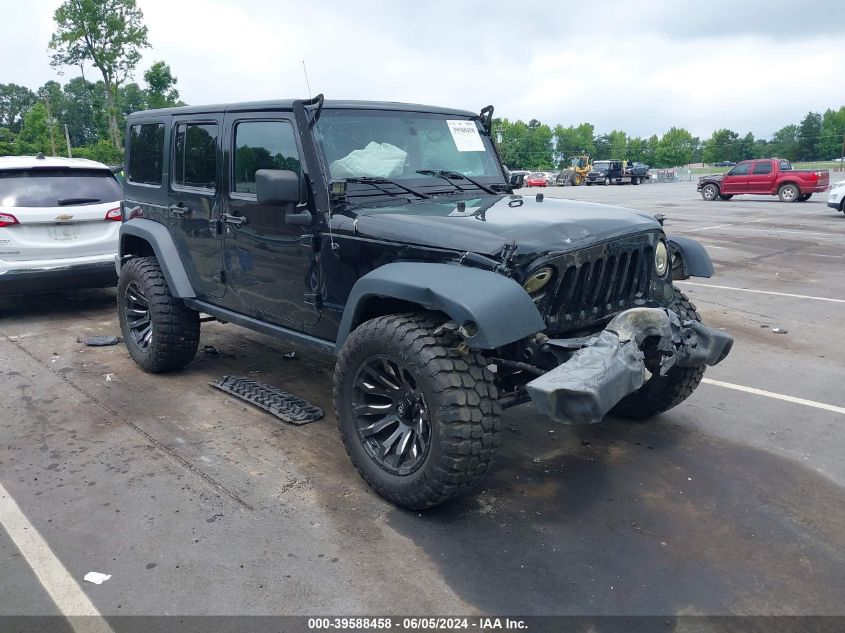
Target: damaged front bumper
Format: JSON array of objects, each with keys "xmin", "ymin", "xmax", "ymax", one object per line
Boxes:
[{"xmin": 525, "ymin": 308, "xmax": 733, "ymax": 424}]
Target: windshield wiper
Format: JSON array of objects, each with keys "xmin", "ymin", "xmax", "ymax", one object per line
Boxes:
[
  {"xmin": 415, "ymin": 169, "xmax": 497, "ymax": 195},
  {"xmin": 343, "ymin": 177, "xmax": 429, "ymax": 199},
  {"xmin": 58, "ymin": 197, "xmax": 101, "ymax": 206}
]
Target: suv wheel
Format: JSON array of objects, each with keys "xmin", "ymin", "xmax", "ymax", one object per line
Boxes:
[
  {"xmin": 334, "ymin": 312, "xmax": 501, "ymax": 509},
  {"xmin": 604, "ymin": 177, "xmax": 611, "ymax": 186},
  {"xmin": 778, "ymin": 183, "xmax": 799, "ymax": 202},
  {"xmin": 700, "ymin": 183, "xmax": 719, "ymax": 201},
  {"xmin": 118, "ymin": 256, "xmax": 200, "ymax": 373},
  {"xmin": 609, "ymin": 290, "xmax": 706, "ymax": 420}
]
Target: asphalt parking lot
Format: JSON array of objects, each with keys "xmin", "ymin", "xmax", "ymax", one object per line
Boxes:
[{"xmin": 2, "ymin": 180, "xmax": 845, "ymax": 620}]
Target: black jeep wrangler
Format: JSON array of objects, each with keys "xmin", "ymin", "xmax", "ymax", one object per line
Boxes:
[{"xmin": 117, "ymin": 97, "xmax": 732, "ymax": 509}]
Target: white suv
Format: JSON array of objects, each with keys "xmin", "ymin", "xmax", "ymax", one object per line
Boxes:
[
  {"xmin": 0, "ymin": 155, "xmax": 123, "ymax": 294},
  {"xmin": 828, "ymin": 179, "xmax": 845, "ymax": 213}
]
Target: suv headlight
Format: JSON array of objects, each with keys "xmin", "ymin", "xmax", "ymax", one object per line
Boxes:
[
  {"xmin": 523, "ymin": 267, "xmax": 554, "ymax": 295},
  {"xmin": 655, "ymin": 240, "xmax": 669, "ymax": 276}
]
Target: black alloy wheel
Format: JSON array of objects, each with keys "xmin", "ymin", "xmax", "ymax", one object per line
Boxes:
[
  {"xmin": 351, "ymin": 355, "xmax": 432, "ymax": 476},
  {"xmin": 124, "ymin": 280, "xmax": 152, "ymax": 351}
]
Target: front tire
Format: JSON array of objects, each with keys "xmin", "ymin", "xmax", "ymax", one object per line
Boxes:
[
  {"xmin": 700, "ymin": 183, "xmax": 719, "ymax": 201},
  {"xmin": 118, "ymin": 257, "xmax": 200, "ymax": 373},
  {"xmin": 334, "ymin": 313, "xmax": 501, "ymax": 509},
  {"xmin": 604, "ymin": 177, "xmax": 611, "ymax": 186},
  {"xmin": 609, "ymin": 290, "xmax": 706, "ymax": 420},
  {"xmin": 778, "ymin": 183, "xmax": 800, "ymax": 202}
]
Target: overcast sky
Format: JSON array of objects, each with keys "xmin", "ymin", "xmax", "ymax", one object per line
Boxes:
[{"xmin": 2, "ymin": 0, "xmax": 843, "ymax": 139}]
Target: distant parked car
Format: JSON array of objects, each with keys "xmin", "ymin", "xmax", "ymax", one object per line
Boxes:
[
  {"xmin": 0, "ymin": 154, "xmax": 123, "ymax": 294},
  {"xmin": 713, "ymin": 161, "xmax": 736, "ymax": 167},
  {"xmin": 525, "ymin": 172, "xmax": 548, "ymax": 187}
]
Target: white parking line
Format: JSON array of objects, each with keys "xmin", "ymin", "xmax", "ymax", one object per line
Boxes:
[
  {"xmin": 703, "ymin": 379, "xmax": 845, "ymax": 416},
  {"xmin": 794, "ymin": 252, "xmax": 844, "ymax": 258},
  {"xmin": 677, "ymin": 281, "xmax": 845, "ymax": 304},
  {"xmin": 0, "ymin": 482, "xmax": 114, "ymax": 632}
]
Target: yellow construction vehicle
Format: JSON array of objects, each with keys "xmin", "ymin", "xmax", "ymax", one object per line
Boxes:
[{"xmin": 558, "ymin": 155, "xmax": 592, "ymax": 186}]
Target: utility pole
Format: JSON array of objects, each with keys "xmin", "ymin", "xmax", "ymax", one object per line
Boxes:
[{"xmin": 64, "ymin": 124, "xmax": 72, "ymax": 158}]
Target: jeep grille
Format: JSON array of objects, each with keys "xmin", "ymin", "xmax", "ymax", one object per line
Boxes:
[{"xmin": 536, "ymin": 233, "xmax": 656, "ymax": 333}]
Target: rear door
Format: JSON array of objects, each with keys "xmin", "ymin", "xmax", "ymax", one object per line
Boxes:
[
  {"xmin": 721, "ymin": 161, "xmax": 751, "ymax": 194},
  {"xmin": 168, "ymin": 117, "xmax": 225, "ymax": 298},
  {"xmin": 747, "ymin": 160, "xmax": 774, "ymax": 193},
  {"xmin": 0, "ymin": 168, "xmax": 122, "ymax": 264}
]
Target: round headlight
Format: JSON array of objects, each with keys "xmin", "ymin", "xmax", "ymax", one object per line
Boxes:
[
  {"xmin": 523, "ymin": 267, "xmax": 554, "ymax": 295},
  {"xmin": 655, "ymin": 240, "xmax": 669, "ymax": 276}
]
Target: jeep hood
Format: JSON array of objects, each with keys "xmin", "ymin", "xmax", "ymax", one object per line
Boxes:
[{"xmin": 334, "ymin": 194, "xmax": 661, "ymax": 258}]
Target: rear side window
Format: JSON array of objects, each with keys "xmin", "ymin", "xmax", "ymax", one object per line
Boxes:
[
  {"xmin": 779, "ymin": 160, "xmax": 792, "ymax": 171},
  {"xmin": 174, "ymin": 122, "xmax": 217, "ymax": 189},
  {"xmin": 0, "ymin": 169, "xmax": 122, "ymax": 207},
  {"xmin": 232, "ymin": 121, "xmax": 301, "ymax": 195},
  {"xmin": 752, "ymin": 162, "xmax": 772, "ymax": 175},
  {"xmin": 128, "ymin": 123, "xmax": 165, "ymax": 185}
]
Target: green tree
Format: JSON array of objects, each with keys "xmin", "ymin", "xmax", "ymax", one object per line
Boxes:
[
  {"xmin": 73, "ymin": 138, "xmax": 123, "ymax": 163},
  {"xmin": 16, "ymin": 102, "xmax": 61, "ymax": 155},
  {"xmin": 770, "ymin": 124, "xmax": 799, "ymax": 160},
  {"xmin": 702, "ymin": 128, "xmax": 740, "ymax": 164},
  {"xmin": 495, "ymin": 118, "xmax": 554, "ymax": 170},
  {"xmin": 0, "ymin": 84, "xmax": 37, "ymax": 133},
  {"xmin": 818, "ymin": 107, "xmax": 845, "ymax": 160},
  {"xmin": 626, "ymin": 137, "xmax": 646, "ymax": 163},
  {"xmin": 49, "ymin": 0, "xmax": 149, "ymax": 149},
  {"xmin": 738, "ymin": 132, "xmax": 756, "ymax": 160},
  {"xmin": 607, "ymin": 130, "xmax": 627, "ymax": 159},
  {"xmin": 61, "ymin": 77, "xmax": 106, "ymax": 146},
  {"xmin": 144, "ymin": 61, "xmax": 181, "ymax": 109},
  {"xmin": 797, "ymin": 111, "xmax": 822, "ymax": 161},
  {"xmin": 657, "ymin": 127, "xmax": 696, "ymax": 167},
  {"xmin": 553, "ymin": 122, "xmax": 595, "ymax": 163}
]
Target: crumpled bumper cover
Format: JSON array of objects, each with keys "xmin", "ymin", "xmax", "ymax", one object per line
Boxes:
[{"xmin": 526, "ymin": 307, "xmax": 733, "ymax": 425}]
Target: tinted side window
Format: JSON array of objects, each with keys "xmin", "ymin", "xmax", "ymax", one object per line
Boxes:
[
  {"xmin": 233, "ymin": 121, "xmax": 301, "ymax": 195},
  {"xmin": 730, "ymin": 163, "xmax": 751, "ymax": 176},
  {"xmin": 174, "ymin": 122, "xmax": 217, "ymax": 189},
  {"xmin": 128, "ymin": 123, "xmax": 164, "ymax": 185},
  {"xmin": 752, "ymin": 161, "xmax": 772, "ymax": 175}
]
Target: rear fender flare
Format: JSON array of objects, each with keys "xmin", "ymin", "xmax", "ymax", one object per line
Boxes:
[
  {"xmin": 335, "ymin": 262, "xmax": 546, "ymax": 352},
  {"xmin": 666, "ymin": 235, "xmax": 714, "ymax": 279},
  {"xmin": 118, "ymin": 218, "xmax": 195, "ymax": 298}
]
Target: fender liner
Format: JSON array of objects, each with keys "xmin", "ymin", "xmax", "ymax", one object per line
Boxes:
[
  {"xmin": 334, "ymin": 262, "xmax": 546, "ymax": 352},
  {"xmin": 666, "ymin": 235, "xmax": 714, "ymax": 279},
  {"xmin": 118, "ymin": 218, "xmax": 196, "ymax": 298}
]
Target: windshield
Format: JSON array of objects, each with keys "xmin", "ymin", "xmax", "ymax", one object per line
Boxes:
[
  {"xmin": 593, "ymin": 161, "xmax": 610, "ymax": 170},
  {"xmin": 315, "ymin": 109, "xmax": 503, "ymax": 182}
]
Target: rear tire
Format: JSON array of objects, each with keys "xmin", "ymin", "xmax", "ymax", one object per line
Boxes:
[
  {"xmin": 632, "ymin": 176, "xmax": 640, "ymax": 185},
  {"xmin": 609, "ymin": 290, "xmax": 706, "ymax": 421},
  {"xmin": 797, "ymin": 193, "xmax": 812, "ymax": 201},
  {"xmin": 700, "ymin": 183, "xmax": 719, "ymax": 201},
  {"xmin": 718, "ymin": 194, "xmax": 733, "ymax": 200},
  {"xmin": 778, "ymin": 183, "xmax": 800, "ymax": 202},
  {"xmin": 604, "ymin": 177, "xmax": 611, "ymax": 186},
  {"xmin": 334, "ymin": 312, "xmax": 501, "ymax": 509},
  {"xmin": 118, "ymin": 257, "xmax": 200, "ymax": 373}
]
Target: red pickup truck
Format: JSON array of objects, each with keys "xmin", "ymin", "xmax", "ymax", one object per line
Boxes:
[{"xmin": 697, "ymin": 158, "xmax": 830, "ymax": 202}]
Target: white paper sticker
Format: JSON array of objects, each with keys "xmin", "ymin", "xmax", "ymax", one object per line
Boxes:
[{"xmin": 447, "ymin": 120, "xmax": 485, "ymax": 152}]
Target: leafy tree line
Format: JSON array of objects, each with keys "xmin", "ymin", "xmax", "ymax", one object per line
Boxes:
[
  {"xmin": 495, "ymin": 107, "xmax": 845, "ymax": 170},
  {"xmin": 0, "ymin": 0, "xmax": 182, "ymax": 164}
]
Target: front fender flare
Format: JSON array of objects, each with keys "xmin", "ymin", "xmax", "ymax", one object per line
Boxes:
[
  {"xmin": 666, "ymin": 235, "xmax": 714, "ymax": 279},
  {"xmin": 118, "ymin": 219, "xmax": 196, "ymax": 298},
  {"xmin": 335, "ymin": 262, "xmax": 546, "ymax": 352}
]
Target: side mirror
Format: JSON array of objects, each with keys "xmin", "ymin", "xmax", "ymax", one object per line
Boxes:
[{"xmin": 256, "ymin": 169, "xmax": 300, "ymax": 205}]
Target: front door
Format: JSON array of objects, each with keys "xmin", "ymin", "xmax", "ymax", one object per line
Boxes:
[
  {"xmin": 220, "ymin": 114, "xmax": 321, "ymax": 328},
  {"xmin": 168, "ymin": 116, "xmax": 225, "ymax": 298},
  {"xmin": 721, "ymin": 162, "xmax": 751, "ymax": 194},
  {"xmin": 747, "ymin": 160, "xmax": 774, "ymax": 193}
]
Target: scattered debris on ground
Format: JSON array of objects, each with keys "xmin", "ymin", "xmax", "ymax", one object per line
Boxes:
[
  {"xmin": 77, "ymin": 335, "xmax": 122, "ymax": 347},
  {"xmin": 83, "ymin": 571, "xmax": 111, "ymax": 585}
]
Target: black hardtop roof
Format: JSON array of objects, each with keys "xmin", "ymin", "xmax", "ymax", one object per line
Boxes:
[{"xmin": 127, "ymin": 99, "xmax": 479, "ymax": 121}]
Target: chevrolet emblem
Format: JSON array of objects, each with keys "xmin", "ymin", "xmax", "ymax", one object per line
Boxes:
[{"xmin": 55, "ymin": 213, "xmax": 74, "ymax": 221}]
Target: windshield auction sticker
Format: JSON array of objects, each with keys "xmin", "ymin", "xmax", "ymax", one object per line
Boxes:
[{"xmin": 447, "ymin": 120, "xmax": 485, "ymax": 152}]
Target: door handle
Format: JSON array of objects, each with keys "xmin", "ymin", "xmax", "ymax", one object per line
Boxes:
[
  {"xmin": 221, "ymin": 213, "xmax": 247, "ymax": 227},
  {"xmin": 170, "ymin": 205, "xmax": 189, "ymax": 217}
]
